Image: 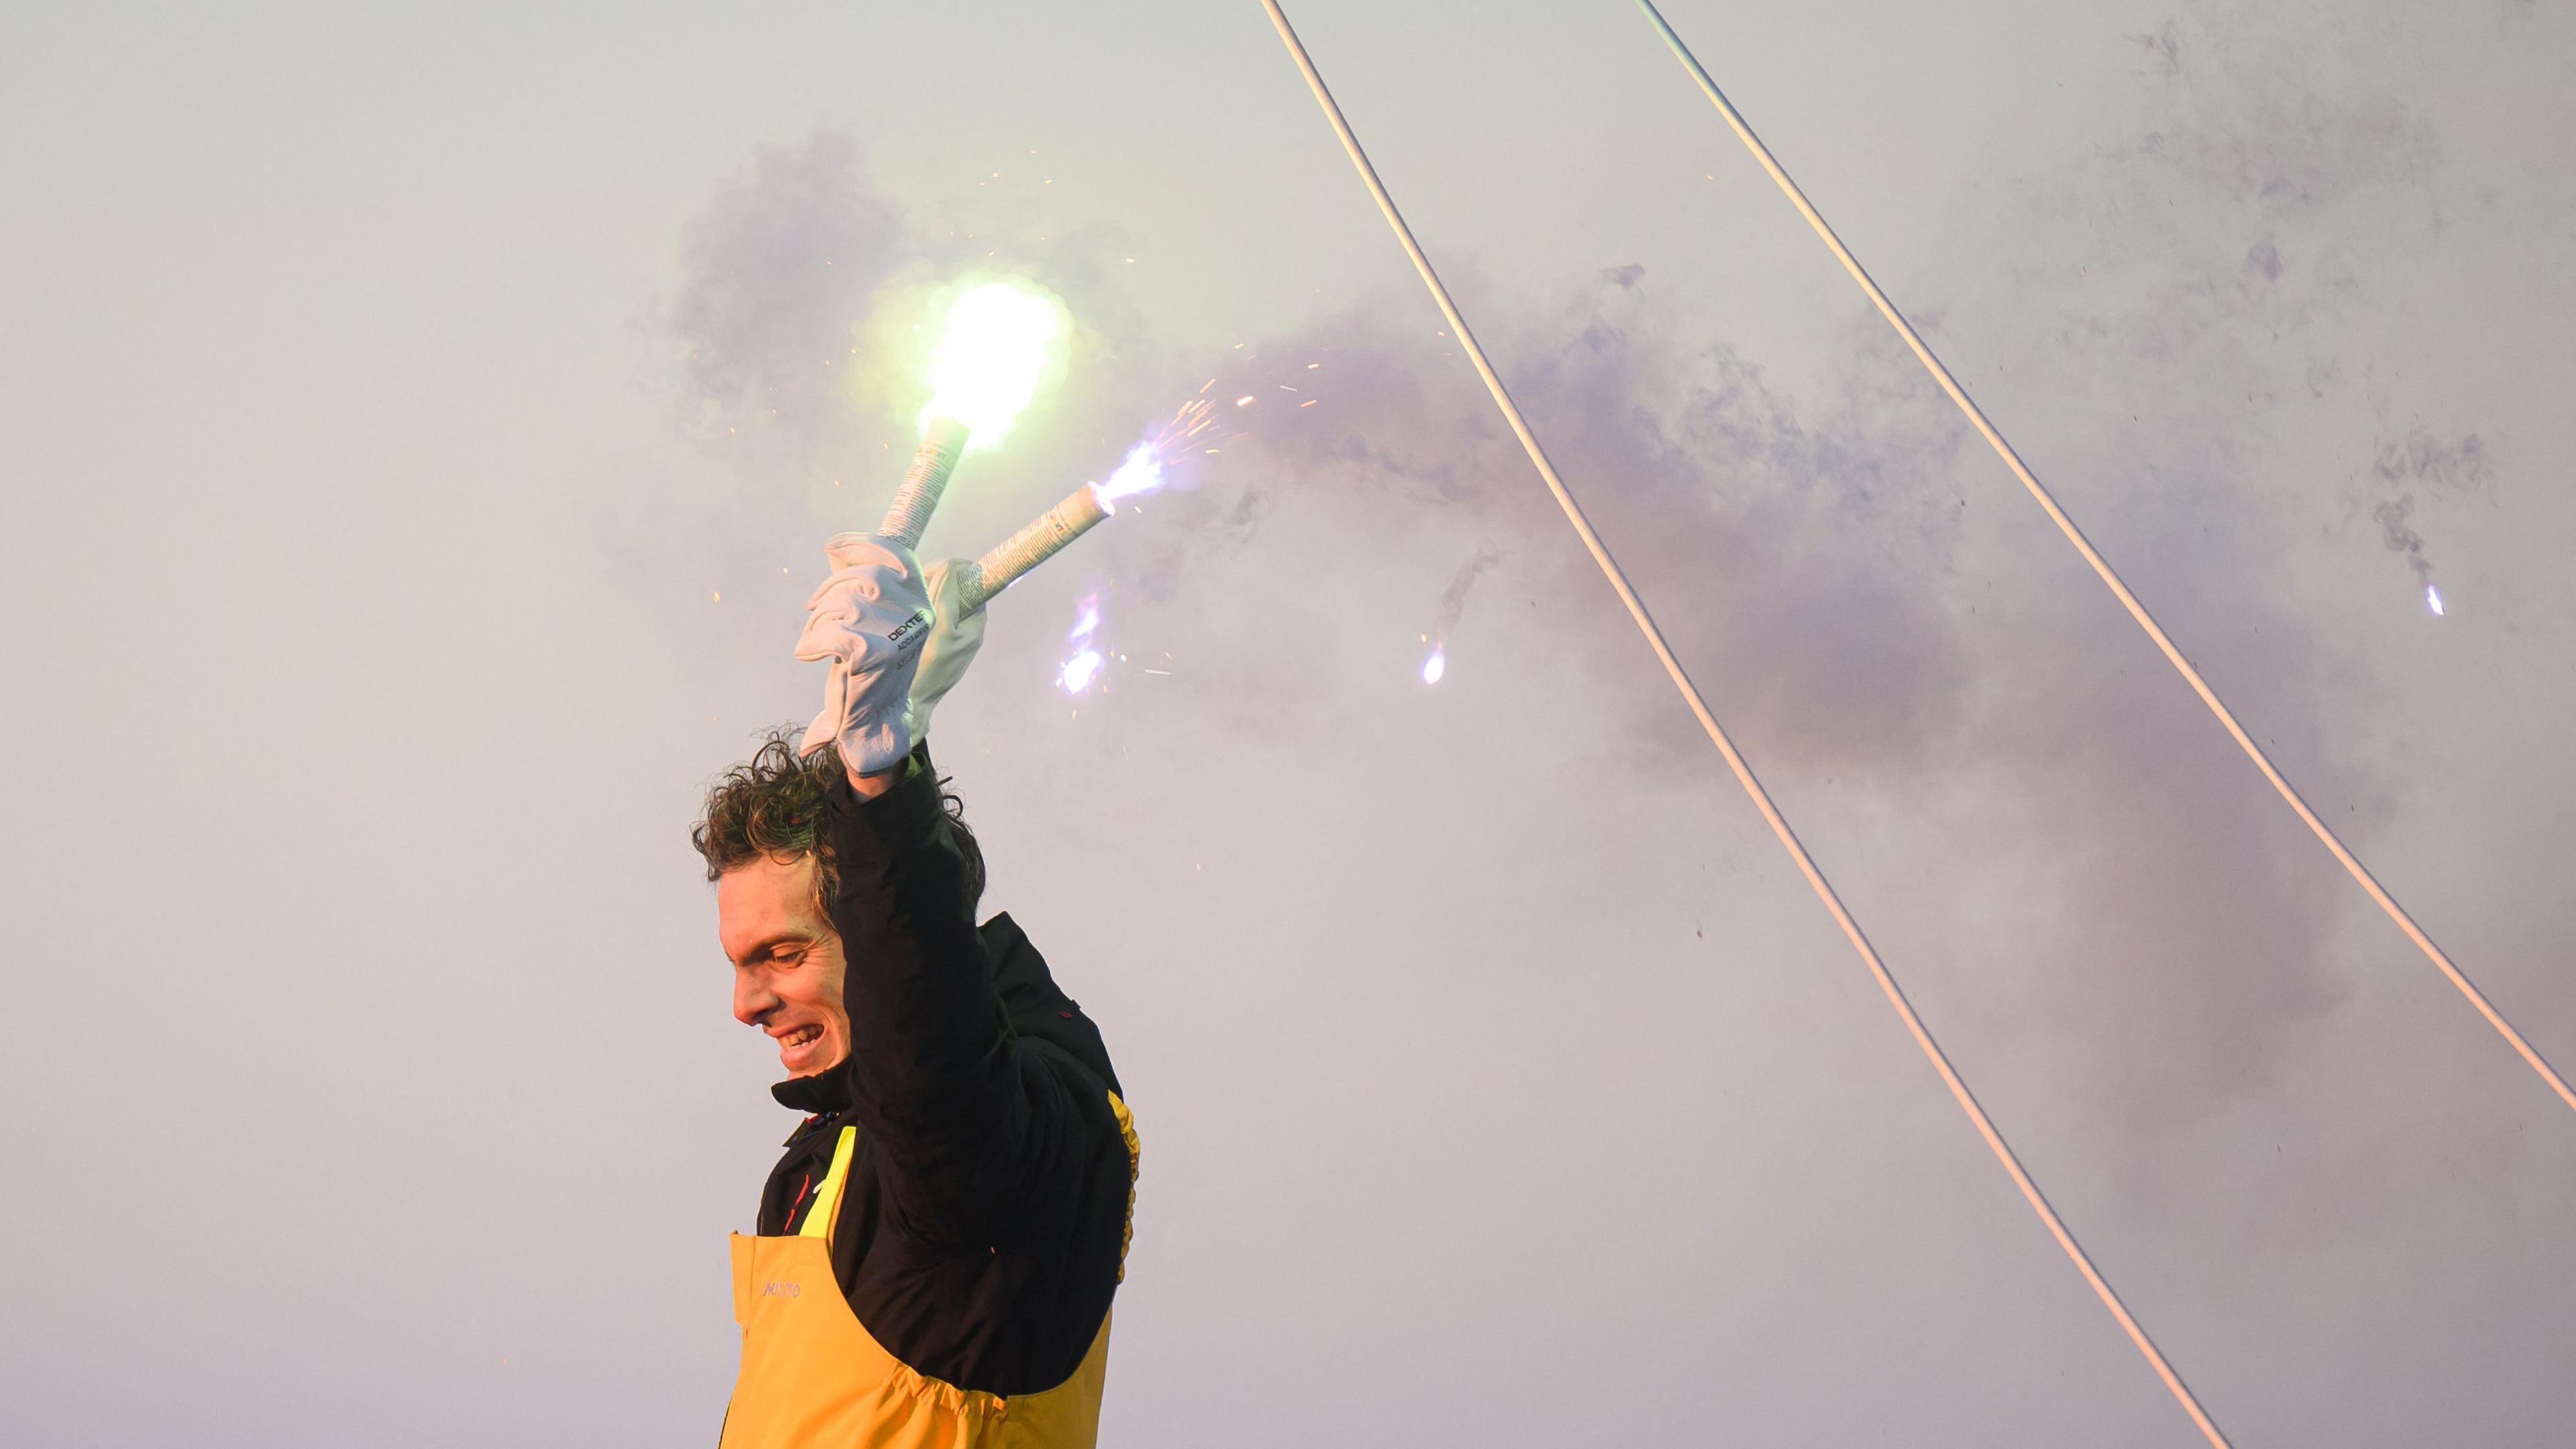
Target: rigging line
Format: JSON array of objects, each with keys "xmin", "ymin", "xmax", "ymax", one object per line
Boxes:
[
  {"xmin": 1254, "ymin": 4, "xmax": 2232, "ymax": 1445},
  {"xmin": 1632, "ymin": 0, "xmax": 2573, "ymax": 1118}
]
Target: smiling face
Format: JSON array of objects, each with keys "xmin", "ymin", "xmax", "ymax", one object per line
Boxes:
[{"xmin": 717, "ymin": 852, "xmax": 850, "ymax": 1078}]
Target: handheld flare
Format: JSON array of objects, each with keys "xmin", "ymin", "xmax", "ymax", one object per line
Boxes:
[
  {"xmin": 959, "ymin": 483, "xmax": 1109, "ymax": 613},
  {"xmin": 879, "ymin": 416, "xmax": 971, "ymax": 549},
  {"xmin": 875, "ymin": 279, "xmax": 1070, "ymax": 549},
  {"xmin": 956, "ymin": 443, "xmax": 1164, "ymax": 612}
]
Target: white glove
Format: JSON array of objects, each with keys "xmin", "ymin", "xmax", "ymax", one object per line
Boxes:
[
  {"xmin": 906, "ymin": 558, "xmax": 988, "ymax": 744},
  {"xmin": 796, "ymin": 533, "xmax": 935, "ymax": 775}
]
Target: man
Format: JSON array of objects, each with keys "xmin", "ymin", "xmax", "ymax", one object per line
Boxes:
[{"xmin": 694, "ymin": 533, "xmax": 1138, "ymax": 1447}]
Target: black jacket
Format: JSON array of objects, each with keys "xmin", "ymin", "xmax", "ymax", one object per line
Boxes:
[{"xmin": 756, "ymin": 753, "xmax": 1133, "ymax": 1397}]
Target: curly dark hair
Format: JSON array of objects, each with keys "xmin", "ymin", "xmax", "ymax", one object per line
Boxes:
[{"xmin": 693, "ymin": 727, "xmax": 985, "ymax": 914}]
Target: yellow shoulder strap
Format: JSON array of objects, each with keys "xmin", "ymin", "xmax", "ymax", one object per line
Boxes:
[
  {"xmin": 1107, "ymin": 1091, "xmax": 1139, "ymax": 1281},
  {"xmin": 798, "ymin": 1126, "xmax": 859, "ymax": 1243}
]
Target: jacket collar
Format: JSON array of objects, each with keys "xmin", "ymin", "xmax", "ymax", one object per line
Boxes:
[{"xmin": 771, "ymin": 1057, "xmax": 853, "ymax": 1115}]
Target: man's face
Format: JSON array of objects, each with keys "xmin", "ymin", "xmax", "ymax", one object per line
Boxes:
[{"xmin": 718, "ymin": 853, "xmax": 850, "ymax": 1077}]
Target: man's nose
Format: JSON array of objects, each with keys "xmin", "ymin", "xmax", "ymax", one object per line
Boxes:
[{"xmin": 733, "ymin": 971, "xmax": 780, "ymax": 1026}]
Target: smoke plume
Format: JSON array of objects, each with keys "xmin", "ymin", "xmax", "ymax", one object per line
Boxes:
[
  {"xmin": 2367, "ymin": 429, "xmax": 2490, "ymax": 593},
  {"xmin": 645, "ymin": 0, "xmax": 2516, "ymax": 1215},
  {"xmin": 1429, "ymin": 543, "xmax": 1503, "ymax": 645}
]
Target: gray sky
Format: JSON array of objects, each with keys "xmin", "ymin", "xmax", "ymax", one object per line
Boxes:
[{"xmin": 4, "ymin": 1, "xmax": 2572, "ymax": 1445}]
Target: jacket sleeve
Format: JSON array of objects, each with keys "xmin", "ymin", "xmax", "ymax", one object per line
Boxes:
[{"xmin": 820, "ymin": 753, "xmax": 1085, "ymax": 1245}]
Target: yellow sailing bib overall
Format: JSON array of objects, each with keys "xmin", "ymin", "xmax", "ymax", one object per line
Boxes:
[{"xmin": 720, "ymin": 1095, "xmax": 1136, "ymax": 1449}]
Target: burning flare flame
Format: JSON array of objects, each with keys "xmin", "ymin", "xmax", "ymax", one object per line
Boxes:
[
  {"xmin": 1091, "ymin": 442, "xmax": 1165, "ymax": 510},
  {"xmin": 2426, "ymin": 583, "xmax": 2445, "ymax": 616},
  {"xmin": 920, "ymin": 280, "xmax": 1069, "ymax": 446},
  {"xmin": 1058, "ymin": 594, "xmax": 1106, "ymax": 694},
  {"xmin": 1420, "ymin": 647, "xmax": 1446, "ymax": 685}
]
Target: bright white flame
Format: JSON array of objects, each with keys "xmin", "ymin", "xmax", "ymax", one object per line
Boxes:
[
  {"xmin": 1059, "ymin": 649, "xmax": 1104, "ymax": 693},
  {"xmin": 1058, "ymin": 594, "xmax": 1106, "ymax": 694},
  {"xmin": 1093, "ymin": 442, "xmax": 1165, "ymax": 508},
  {"xmin": 2426, "ymin": 583, "xmax": 2445, "ymax": 616},
  {"xmin": 920, "ymin": 280, "xmax": 1069, "ymax": 445},
  {"xmin": 1420, "ymin": 647, "xmax": 1446, "ymax": 685}
]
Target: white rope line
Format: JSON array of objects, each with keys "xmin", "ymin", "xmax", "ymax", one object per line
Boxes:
[
  {"xmin": 1633, "ymin": 0, "xmax": 2573, "ymax": 1119},
  {"xmin": 1255, "ymin": 4, "xmax": 2233, "ymax": 1444}
]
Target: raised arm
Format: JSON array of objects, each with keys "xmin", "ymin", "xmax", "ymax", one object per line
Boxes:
[
  {"xmin": 794, "ymin": 529, "xmax": 1079, "ymax": 1243},
  {"xmin": 822, "ymin": 756, "xmax": 1083, "ymax": 1244}
]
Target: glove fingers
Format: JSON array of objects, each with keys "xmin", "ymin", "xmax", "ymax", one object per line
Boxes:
[
  {"xmin": 803, "ymin": 535, "xmax": 918, "ymax": 609},
  {"xmin": 797, "ymin": 596, "xmax": 934, "ymax": 659},
  {"xmin": 820, "ymin": 532, "xmax": 917, "ymax": 576},
  {"xmin": 802, "ymin": 571, "xmax": 892, "ymax": 615},
  {"xmin": 794, "ymin": 616, "xmax": 849, "ymax": 663}
]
